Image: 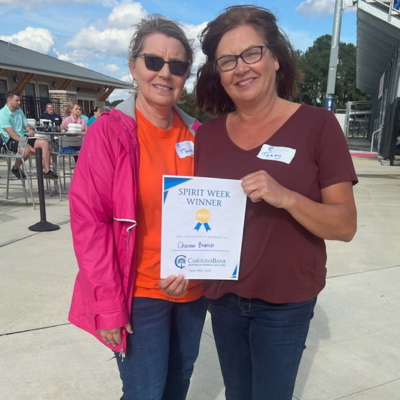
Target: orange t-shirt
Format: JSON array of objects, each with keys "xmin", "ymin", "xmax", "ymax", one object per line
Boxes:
[{"xmin": 133, "ymin": 108, "xmax": 203, "ymax": 302}]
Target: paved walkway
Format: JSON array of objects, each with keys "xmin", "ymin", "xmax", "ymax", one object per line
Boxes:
[{"xmin": 1, "ymin": 156, "xmax": 399, "ymax": 400}]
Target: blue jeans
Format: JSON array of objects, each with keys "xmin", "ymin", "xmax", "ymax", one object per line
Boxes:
[
  {"xmin": 210, "ymin": 294, "xmax": 317, "ymax": 400},
  {"xmin": 115, "ymin": 296, "xmax": 208, "ymax": 400}
]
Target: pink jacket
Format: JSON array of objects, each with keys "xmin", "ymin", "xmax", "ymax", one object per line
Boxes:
[{"xmin": 68, "ymin": 95, "xmax": 200, "ymax": 356}]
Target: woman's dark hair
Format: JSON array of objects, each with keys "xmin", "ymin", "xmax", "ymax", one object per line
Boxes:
[
  {"xmin": 196, "ymin": 5, "xmax": 301, "ymax": 116},
  {"xmin": 129, "ymin": 14, "xmax": 194, "ymax": 76},
  {"xmin": 90, "ymin": 106, "xmax": 100, "ymax": 117}
]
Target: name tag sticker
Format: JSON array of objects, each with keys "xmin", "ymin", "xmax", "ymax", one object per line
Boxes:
[
  {"xmin": 257, "ymin": 144, "xmax": 296, "ymax": 164},
  {"xmin": 175, "ymin": 141, "xmax": 194, "ymax": 158}
]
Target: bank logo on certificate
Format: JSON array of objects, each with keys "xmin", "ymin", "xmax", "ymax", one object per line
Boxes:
[{"xmin": 161, "ymin": 175, "xmax": 247, "ymax": 280}]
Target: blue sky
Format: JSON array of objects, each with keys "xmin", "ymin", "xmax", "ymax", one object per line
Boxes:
[{"xmin": 0, "ymin": 0, "xmax": 357, "ymax": 100}]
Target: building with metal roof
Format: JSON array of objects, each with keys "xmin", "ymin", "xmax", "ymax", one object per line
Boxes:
[
  {"xmin": 0, "ymin": 40, "xmax": 131, "ymax": 119},
  {"xmin": 356, "ymin": 0, "xmax": 400, "ymax": 163}
]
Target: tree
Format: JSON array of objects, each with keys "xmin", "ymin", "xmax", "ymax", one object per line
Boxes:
[
  {"xmin": 335, "ymin": 42, "xmax": 370, "ymax": 109},
  {"xmin": 177, "ymin": 91, "xmax": 212, "ymax": 122},
  {"xmin": 296, "ymin": 35, "xmax": 331, "ymax": 106},
  {"xmin": 296, "ymin": 35, "xmax": 370, "ymax": 108},
  {"xmin": 105, "ymin": 99, "xmax": 124, "ymax": 107}
]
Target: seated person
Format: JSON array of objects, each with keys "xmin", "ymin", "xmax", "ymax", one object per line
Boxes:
[
  {"xmin": 0, "ymin": 91, "xmax": 58, "ymax": 180},
  {"xmin": 62, "ymin": 104, "xmax": 87, "ymax": 132},
  {"xmin": 88, "ymin": 106, "xmax": 101, "ymax": 127},
  {"xmin": 40, "ymin": 103, "xmax": 63, "ymax": 127},
  {"xmin": 62, "ymin": 103, "xmax": 87, "ymax": 162}
]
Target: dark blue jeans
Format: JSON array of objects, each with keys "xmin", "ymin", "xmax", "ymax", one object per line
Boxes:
[
  {"xmin": 115, "ymin": 296, "xmax": 208, "ymax": 400},
  {"xmin": 210, "ymin": 294, "xmax": 317, "ymax": 400}
]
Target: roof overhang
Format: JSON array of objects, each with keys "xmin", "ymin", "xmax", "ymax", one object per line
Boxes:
[
  {"xmin": 0, "ymin": 40, "xmax": 131, "ymax": 90},
  {"xmin": 0, "ymin": 64, "xmax": 131, "ymax": 89},
  {"xmin": 356, "ymin": 1, "xmax": 400, "ymax": 94}
]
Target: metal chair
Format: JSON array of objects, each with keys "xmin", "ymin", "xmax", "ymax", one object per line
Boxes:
[
  {"xmin": 0, "ymin": 133, "xmax": 35, "ymax": 209},
  {"xmin": 51, "ymin": 134, "xmax": 83, "ymax": 200}
]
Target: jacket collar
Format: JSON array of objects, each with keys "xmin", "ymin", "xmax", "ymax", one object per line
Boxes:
[{"xmin": 115, "ymin": 92, "xmax": 197, "ymax": 136}]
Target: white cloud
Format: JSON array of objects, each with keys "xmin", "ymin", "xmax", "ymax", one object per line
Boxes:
[
  {"xmin": 64, "ymin": 2, "xmax": 149, "ymax": 62},
  {"xmin": 104, "ymin": 64, "xmax": 120, "ymax": 72},
  {"xmin": 297, "ymin": 0, "xmax": 356, "ymax": 15},
  {"xmin": 0, "ymin": 27, "xmax": 55, "ymax": 53},
  {"xmin": 63, "ymin": 5, "xmax": 208, "ymax": 82},
  {"xmin": 108, "ymin": 88, "xmax": 131, "ymax": 102},
  {"xmin": 107, "ymin": 2, "xmax": 147, "ymax": 29},
  {"xmin": 186, "ymin": 22, "xmax": 208, "ymax": 69},
  {"xmin": 73, "ymin": 61, "xmax": 90, "ymax": 68},
  {"xmin": 57, "ymin": 54, "xmax": 71, "ymax": 62},
  {"xmin": 119, "ymin": 73, "xmax": 133, "ymax": 83},
  {"xmin": 65, "ymin": 26, "xmax": 133, "ymax": 59}
]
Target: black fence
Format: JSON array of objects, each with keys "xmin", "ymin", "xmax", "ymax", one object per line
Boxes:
[{"xmin": 0, "ymin": 95, "xmax": 61, "ymax": 120}]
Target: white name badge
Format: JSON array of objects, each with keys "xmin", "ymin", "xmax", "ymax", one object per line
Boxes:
[
  {"xmin": 175, "ymin": 141, "xmax": 194, "ymax": 158},
  {"xmin": 257, "ymin": 144, "xmax": 296, "ymax": 164}
]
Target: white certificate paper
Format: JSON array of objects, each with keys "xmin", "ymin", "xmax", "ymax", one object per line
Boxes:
[{"xmin": 161, "ymin": 176, "xmax": 247, "ymax": 280}]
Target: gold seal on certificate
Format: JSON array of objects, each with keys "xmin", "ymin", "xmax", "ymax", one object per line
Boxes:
[
  {"xmin": 161, "ymin": 176, "xmax": 247, "ymax": 280},
  {"xmin": 195, "ymin": 208, "xmax": 211, "ymax": 231}
]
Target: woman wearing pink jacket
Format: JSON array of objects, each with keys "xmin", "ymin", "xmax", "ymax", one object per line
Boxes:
[{"xmin": 68, "ymin": 15, "xmax": 207, "ymax": 400}]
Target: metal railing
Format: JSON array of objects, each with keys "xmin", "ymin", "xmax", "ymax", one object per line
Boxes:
[
  {"xmin": 0, "ymin": 95, "xmax": 61, "ymax": 120},
  {"xmin": 363, "ymin": 0, "xmax": 400, "ymax": 21},
  {"xmin": 344, "ymin": 101, "xmax": 372, "ymax": 139}
]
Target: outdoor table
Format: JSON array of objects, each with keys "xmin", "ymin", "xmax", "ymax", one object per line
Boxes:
[{"xmin": 34, "ymin": 130, "xmax": 84, "ymax": 196}]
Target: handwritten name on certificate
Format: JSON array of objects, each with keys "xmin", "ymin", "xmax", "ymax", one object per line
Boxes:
[{"xmin": 161, "ymin": 176, "xmax": 247, "ymax": 280}]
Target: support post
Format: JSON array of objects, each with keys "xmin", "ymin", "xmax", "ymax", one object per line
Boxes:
[{"xmin": 29, "ymin": 148, "xmax": 60, "ymax": 232}]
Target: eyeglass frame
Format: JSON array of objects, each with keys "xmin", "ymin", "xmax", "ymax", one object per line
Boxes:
[
  {"xmin": 135, "ymin": 53, "xmax": 190, "ymax": 77},
  {"xmin": 215, "ymin": 45, "xmax": 270, "ymax": 72}
]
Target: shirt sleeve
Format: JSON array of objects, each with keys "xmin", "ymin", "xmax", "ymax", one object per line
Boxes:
[
  {"xmin": 316, "ymin": 109, "xmax": 358, "ymax": 189},
  {"xmin": 0, "ymin": 109, "xmax": 12, "ymax": 129},
  {"xmin": 22, "ymin": 112, "xmax": 29, "ymax": 129}
]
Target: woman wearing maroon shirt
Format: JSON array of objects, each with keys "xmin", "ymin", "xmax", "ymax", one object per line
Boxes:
[{"xmin": 195, "ymin": 6, "xmax": 358, "ymax": 400}]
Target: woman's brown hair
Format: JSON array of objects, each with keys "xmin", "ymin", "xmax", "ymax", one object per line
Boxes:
[{"xmin": 195, "ymin": 5, "xmax": 302, "ymax": 116}]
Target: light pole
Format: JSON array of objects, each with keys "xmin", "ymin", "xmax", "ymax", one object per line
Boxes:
[{"xmin": 325, "ymin": 0, "xmax": 345, "ymax": 112}]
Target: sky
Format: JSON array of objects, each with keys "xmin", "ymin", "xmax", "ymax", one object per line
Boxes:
[{"xmin": 0, "ymin": 0, "xmax": 358, "ymax": 101}]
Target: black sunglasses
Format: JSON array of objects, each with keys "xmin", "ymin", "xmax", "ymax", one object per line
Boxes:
[{"xmin": 136, "ymin": 53, "xmax": 190, "ymax": 76}]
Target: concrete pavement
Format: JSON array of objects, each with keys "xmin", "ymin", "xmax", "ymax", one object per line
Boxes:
[{"xmin": 1, "ymin": 156, "xmax": 399, "ymax": 400}]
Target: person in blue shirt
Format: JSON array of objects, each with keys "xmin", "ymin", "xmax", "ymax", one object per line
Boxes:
[
  {"xmin": 88, "ymin": 106, "xmax": 102, "ymax": 127},
  {"xmin": 80, "ymin": 108, "xmax": 89, "ymax": 124},
  {"xmin": 0, "ymin": 90, "xmax": 58, "ymax": 180}
]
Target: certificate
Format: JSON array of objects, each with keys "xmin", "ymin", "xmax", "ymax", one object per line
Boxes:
[{"xmin": 161, "ymin": 175, "xmax": 247, "ymax": 280}]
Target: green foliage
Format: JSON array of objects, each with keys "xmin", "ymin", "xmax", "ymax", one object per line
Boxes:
[
  {"xmin": 178, "ymin": 91, "xmax": 213, "ymax": 123},
  {"xmin": 105, "ymin": 99, "xmax": 124, "ymax": 107},
  {"xmin": 111, "ymin": 99, "xmax": 124, "ymax": 107},
  {"xmin": 295, "ymin": 34, "xmax": 370, "ymax": 108}
]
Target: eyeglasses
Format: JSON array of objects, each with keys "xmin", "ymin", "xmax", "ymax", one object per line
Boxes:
[
  {"xmin": 136, "ymin": 53, "xmax": 190, "ymax": 76},
  {"xmin": 215, "ymin": 45, "xmax": 269, "ymax": 72}
]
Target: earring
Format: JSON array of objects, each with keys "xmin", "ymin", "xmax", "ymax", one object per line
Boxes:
[
  {"xmin": 132, "ymin": 79, "xmax": 138, "ymax": 91},
  {"xmin": 180, "ymin": 87, "xmax": 188, "ymax": 99},
  {"xmin": 178, "ymin": 87, "xmax": 188, "ymax": 104}
]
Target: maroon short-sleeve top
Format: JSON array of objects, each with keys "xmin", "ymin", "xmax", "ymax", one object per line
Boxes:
[{"xmin": 194, "ymin": 104, "xmax": 358, "ymax": 303}]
